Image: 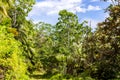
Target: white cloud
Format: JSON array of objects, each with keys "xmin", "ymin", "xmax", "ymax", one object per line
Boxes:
[
  {"xmin": 91, "ymin": 0, "xmax": 99, "ymax": 2},
  {"xmin": 75, "ymin": 7, "xmax": 86, "ymax": 13},
  {"xmin": 87, "ymin": 5, "xmax": 101, "ymax": 11},
  {"xmin": 61, "ymin": 0, "xmax": 81, "ymax": 3},
  {"xmin": 29, "ymin": 0, "xmax": 101, "ymax": 16}
]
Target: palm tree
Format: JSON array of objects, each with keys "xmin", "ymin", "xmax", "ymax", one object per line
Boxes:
[{"xmin": 0, "ymin": 0, "xmax": 14, "ymax": 18}]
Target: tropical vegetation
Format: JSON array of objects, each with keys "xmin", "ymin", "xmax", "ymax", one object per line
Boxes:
[{"xmin": 0, "ymin": 0, "xmax": 120, "ymax": 80}]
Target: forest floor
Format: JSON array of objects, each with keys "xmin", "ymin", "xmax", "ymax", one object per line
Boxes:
[{"xmin": 30, "ymin": 70, "xmax": 52, "ymax": 80}]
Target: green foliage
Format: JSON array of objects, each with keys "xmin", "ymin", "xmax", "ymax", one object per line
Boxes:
[
  {"xmin": 94, "ymin": 5, "xmax": 120, "ymax": 80},
  {"xmin": 0, "ymin": 0, "xmax": 120, "ymax": 80},
  {"xmin": 33, "ymin": 10, "xmax": 93, "ymax": 80},
  {"xmin": 0, "ymin": 25, "xmax": 29, "ymax": 79},
  {"xmin": 6, "ymin": 0, "xmax": 36, "ymax": 74},
  {"xmin": 0, "ymin": 0, "xmax": 14, "ymax": 18},
  {"xmin": 34, "ymin": 22, "xmax": 58, "ymax": 73},
  {"xmin": 50, "ymin": 73, "xmax": 95, "ymax": 80},
  {"xmin": 82, "ymin": 3, "xmax": 120, "ymax": 80},
  {"xmin": 54, "ymin": 10, "xmax": 92, "ymax": 76}
]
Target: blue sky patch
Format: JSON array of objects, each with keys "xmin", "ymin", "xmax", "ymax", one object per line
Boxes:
[{"xmin": 28, "ymin": 0, "xmax": 111, "ymax": 29}]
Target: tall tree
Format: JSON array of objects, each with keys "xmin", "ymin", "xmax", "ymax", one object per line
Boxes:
[
  {"xmin": 54, "ymin": 10, "xmax": 92, "ymax": 75},
  {"xmin": 83, "ymin": 1, "xmax": 120, "ymax": 79},
  {"xmin": 7, "ymin": 0, "xmax": 36, "ymax": 73}
]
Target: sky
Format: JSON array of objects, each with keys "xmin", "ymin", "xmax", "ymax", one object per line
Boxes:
[{"xmin": 28, "ymin": 0, "xmax": 111, "ymax": 29}]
